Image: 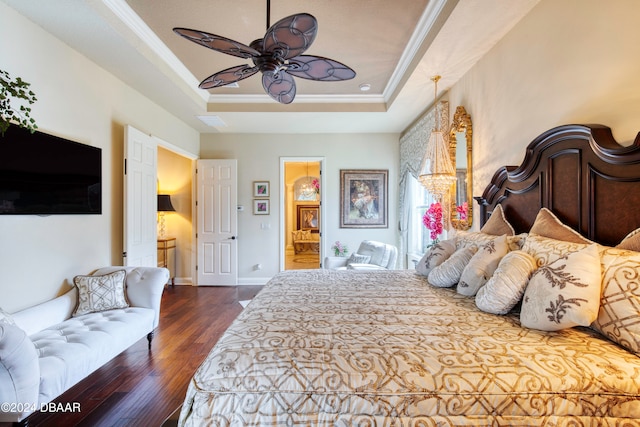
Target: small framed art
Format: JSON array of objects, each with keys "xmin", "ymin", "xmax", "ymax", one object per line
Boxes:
[
  {"xmin": 253, "ymin": 181, "xmax": 270, "ymax": 197},
  {"xmin": 253, "ymin": 199, "xmax": 270, "ymax": 215}
]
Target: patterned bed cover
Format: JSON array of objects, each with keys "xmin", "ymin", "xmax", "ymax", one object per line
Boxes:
[{"xmin": 179, "ymin": 270, "xmax": 640, "ymax": 426}]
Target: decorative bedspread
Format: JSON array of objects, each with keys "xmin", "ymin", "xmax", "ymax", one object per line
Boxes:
[{"xmin": 179, "ymin": 270, "xmax": 640, "ymax": 426}]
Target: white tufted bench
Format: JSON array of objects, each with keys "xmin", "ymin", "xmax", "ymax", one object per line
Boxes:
[{"xmin": 0, "ymin": 266, "xmax": 168, "ymax": 423}]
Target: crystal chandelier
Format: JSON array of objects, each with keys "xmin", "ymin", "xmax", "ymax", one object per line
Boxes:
[
  {"xmin": 418, "ymin": 75, "xmax": 456, "ymax": 197},
  {"xmin": 299, "ymin": 162, "xmax": 316, "ymax": 198}
]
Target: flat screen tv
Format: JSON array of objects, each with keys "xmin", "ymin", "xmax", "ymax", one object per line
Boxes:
[{"xmin": 0, "ymin": 126, "xmax": 101, "ymax": 214}]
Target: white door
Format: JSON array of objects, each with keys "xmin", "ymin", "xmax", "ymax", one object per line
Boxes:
[
  {"xmin": 124, "ymin": 125, "xmax": 157, "ymax": 267},
  {"xmin": 197, "ymin": 159, "xmax": 238, "ymax": 285}
]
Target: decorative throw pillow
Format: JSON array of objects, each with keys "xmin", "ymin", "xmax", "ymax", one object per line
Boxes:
[
  {"xmin": 346, "ymin": 253, "xmax": 371, "ymax": 266},
  {"xmin": 529, "ymin": 208, "xmax": 592, "ymax": 244},
  {"xmin": 415, "ymin": 238, "xmax": 456, "ymax": 277},
  {"xmin": 520, "ymin": 244, "xmax": 602, "ymax": 331},
  {"xmin": 475, "ymin": 250, "xmax": 537, "ymax": 315},
  {"xmin": 592, "ymin": 246, "xmax": 640, "ymax": 355},
  {"xmin": 480, "ymin": 204, "xmax": 515, "ymax": 236},
  {"xmin": 73, "ymin": 270, "xmax": 129, "ymax": 317},
  {"xmin": 0, "ymin": 307, "xmax": 16, "ymax": 325},
  {"xmin": 428, "ymin": 245, "xmax": 478, "ymax": 288},
  {"xmin": 455, "ymin": 230, "xmax": 496, "ymax": 249},
  {"xmin": 616, "ymin": 228, "xmax": 640, "ymax": 252},
  {"xmin": 522, "ymin": 233, "xmax": 589, "ymax": 268},
  {"xmin": 458, "ymin": 235, "xmax": 510, "ymax": 296}
]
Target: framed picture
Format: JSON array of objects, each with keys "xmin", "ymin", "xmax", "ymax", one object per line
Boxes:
[
  {"xmin": 253, "ymin": 181, "xmax": 270, "ymax": 197},
  {"xmin": 297, "ymin": 204, "xmax": 319, "ymax": 232},
  {"xmin": 340, "ymin": 169, "xmax": 388, "ymax": 228},
  {"xmin": 253, "ymin": 199, "xmax": 270, "ymax": 215}
]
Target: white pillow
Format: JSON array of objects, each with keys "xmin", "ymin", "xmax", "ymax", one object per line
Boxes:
[
  {"xmin": 73, "ymin": 270, "xmax": 129, "ymax": 317},
  {"xmin": 415, "ymin": 238, "xmax": 456, "ymax": 277},
  {"xmin": 458, "ymin": 235, "xmax": 510, "ymax": 296},
  {"xmin": 346, "ymin": 253, "xmax": 371, "ymax": 266},
  {"xmin": 522, "ymin": 233, "xmax": 589, "ymax": 268},
  {"xmin": 520, "ymin": 244, "xmax": 602, "ymax": 331},
  {"xmin": 428, "ymin": 246, "xmax": 478, "ymax": 288},
  {"xmin": 475, "ymin": 251, "xmax": 537, "ymax": 315}
]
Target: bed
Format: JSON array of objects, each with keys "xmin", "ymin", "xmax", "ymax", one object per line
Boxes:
[{"xmin": 179, "ymin": 124, "xmax": 640, "ymax": 426}]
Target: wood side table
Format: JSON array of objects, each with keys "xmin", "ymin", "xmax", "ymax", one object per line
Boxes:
[{"xmin": 157, "ymin": 237, "xmax": 176, "ymax": 286}]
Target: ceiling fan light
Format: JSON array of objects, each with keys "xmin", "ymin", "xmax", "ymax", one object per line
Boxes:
[{"xmin": 359, "ymin": 83, "xmax": 371, "ymax": 91}]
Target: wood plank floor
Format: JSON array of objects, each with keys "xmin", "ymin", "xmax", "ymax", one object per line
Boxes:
[{"xmin": 17, "ymin": 285, "xmax": 263, "ymax": 427}]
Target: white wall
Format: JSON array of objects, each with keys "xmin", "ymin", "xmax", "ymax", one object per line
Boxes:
[
  {"xmin": 447, "ymin": 0, "xmax": 640, "ymax": 228},
  {"xmin": 200, "ymin": 133, "xmax": 400, "ymax": 282},
  {"xmin": 0, "ymin": 3, "xmax": 200, "ymax": 312}
]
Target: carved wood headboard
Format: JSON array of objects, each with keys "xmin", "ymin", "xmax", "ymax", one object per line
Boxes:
[{"xmin": 475, "ymin": 124, "xmax": 640, "ymax": 246}]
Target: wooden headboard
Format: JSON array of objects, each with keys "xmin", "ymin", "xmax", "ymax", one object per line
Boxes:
[{"xmin": 475, "ymin": 124, "xmax": 640, "ymax": 246}]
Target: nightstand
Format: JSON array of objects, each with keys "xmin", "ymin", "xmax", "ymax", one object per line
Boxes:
[{"xmin": 157, "ymin": 237, "xmax": 176, "ymax": 286}]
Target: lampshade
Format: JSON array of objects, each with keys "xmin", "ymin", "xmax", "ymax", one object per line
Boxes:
[
  {"xmin": 157, "ymin": 194, "xmax": 176, "ymax": 212},
  {"xmin": 418, "ymin": 130, "xmax": 456, "ymax": 196}
]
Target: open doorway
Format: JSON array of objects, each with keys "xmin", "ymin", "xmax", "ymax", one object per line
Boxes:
[{"xmin": 280, "ymin": 157, "xmax": 324, "ymax": 270}]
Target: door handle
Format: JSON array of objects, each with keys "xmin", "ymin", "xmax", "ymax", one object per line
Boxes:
[{"xmin": 229, "ymin": 236, "xmax": 236, "ymax": 240}]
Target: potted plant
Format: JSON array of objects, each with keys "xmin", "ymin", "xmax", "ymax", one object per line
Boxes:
[{"xmin": 1, "ymin": 69, "xmax": 37, "ymax": 136}]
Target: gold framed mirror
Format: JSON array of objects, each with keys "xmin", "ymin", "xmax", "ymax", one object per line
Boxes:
[{"xmin": 449, "ymin": 106, "xmax": 472, "ymax": 230}]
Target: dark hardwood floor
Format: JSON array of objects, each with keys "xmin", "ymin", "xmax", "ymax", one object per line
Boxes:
[{"xmin": 15, "ymin": 285, "xmax": 263, "ymax": 427}]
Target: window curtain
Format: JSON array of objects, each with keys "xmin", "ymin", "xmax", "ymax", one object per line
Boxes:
[{"xmin": 398, "ymin": 101, "xmax": 449, "ymax": 268}]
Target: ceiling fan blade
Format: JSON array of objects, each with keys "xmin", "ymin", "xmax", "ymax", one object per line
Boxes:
[
  {"xmin": 263, "ymin": 13, "xmax": 317, "ymax": 60},
  {"xmin": 262, "ymin": 71, "xmax": 296, "ymax": 104},
  {"xmin": 173, "ymin": 28, "xmax": 259, "ymax": 59},
  {"xmin": 287, "ymin": 55, "xmax": 356, "ymax": 81},
  {"xmin": 199, "ymin": 65, "xmax": 259, "ymax": 89}
]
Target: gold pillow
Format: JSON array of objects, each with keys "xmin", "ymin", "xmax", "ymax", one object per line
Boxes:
[
  {"xmin": 529, "ymin": 208, "xmax": 591, "ymax": 244},
  {"xmin": 592, "ymin": 246, "xmax": 640, "ymax": 355},
  {"xmin": 480, "ymin": 204, "xmax": 515, "ymax": 236},
  {"xmin": 73, "ymin": 270, "xmax": 129, "ymax": 317},
  {"xmin": 520, "ymin": 244, "xmax": 602, "ymax": 331}
]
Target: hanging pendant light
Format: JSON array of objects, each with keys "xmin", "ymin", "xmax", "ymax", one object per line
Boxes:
[
  {"xmin": 418, "ymin": 75, "xmax": 456, "ymax": 196},
  {"xmin": 300, "ymin": 162, "xmax": 316, "ymax": 199}
]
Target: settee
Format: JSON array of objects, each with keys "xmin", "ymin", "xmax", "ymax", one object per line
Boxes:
[
  {"xmin": 0, "ymin": 266, "xmax": 169, "ymax": 423},
  {"xmin": 291, "ymin": 229, "xmax": 320, "ymax": 254},
  {"xmin": 324, "ymin": 240, "xmax": 398, "ymax": 270}
]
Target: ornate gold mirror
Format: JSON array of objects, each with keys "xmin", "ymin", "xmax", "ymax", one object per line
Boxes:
[{"xmin": 449, "ymin": 106, "xmax": 472, "ymax": 230}]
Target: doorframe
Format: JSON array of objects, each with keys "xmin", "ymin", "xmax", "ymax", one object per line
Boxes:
[{"xmin": 279, "ymin": 156, "xmax": 326, "ymax": 271}]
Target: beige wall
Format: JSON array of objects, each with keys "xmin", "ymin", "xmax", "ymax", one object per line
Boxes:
[
  {"xmin": 200, "ymin": 133, "xmax": 400, "ymax": 282},
  {"xmin": 447, "ymin": 0, "xmax": 640, "ymax": 229},
  {"xmin": 157, "ymin": 147, "xmax": 194, "ymax": 283},
  {"xmin": 0, "ymin": 3, "xmax": 199, "ymax": 312}
]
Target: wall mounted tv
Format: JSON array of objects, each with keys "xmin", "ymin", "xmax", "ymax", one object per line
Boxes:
[{"xmin": 0, "ymin": 126, "xmax": 101, "ymax": 215}]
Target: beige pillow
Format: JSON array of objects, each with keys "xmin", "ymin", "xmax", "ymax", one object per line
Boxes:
[
  {"xmin": 522, "ymin": 233, "xmax": 589, "ymax": 268},
  {"xmin": 428, "ymin": 246, "xmax": 478, "ymax": 288},
  {"xmin": 520, "ymin": 244, "xmax": 602, "ymax": 331},
  {"xmin": 415, "ymin": 238, "xmax": 456, "ymax": 277},
  {"xmin": 475, "ymin": 250, "xmax": 537, "ymax": 315},
  {"xmin": 73, "ymin": 270, "xmax": 129, "ymax": 317},
  {"xmin": 592, "ymin": 246, "xmax": 640, "ymax": 355},
  {"xmin": 529, "ymin": 208, "xmax": 591, "ymax": 244},
  {"xmin": 616, "ymin": 228, "xmax": 640, "ymax": 252},
  {"xmin": 458, "ymin": 235, "xmax": 510, "ymax": 297},
  {"xmin": 480, "ymin": 204, "xmax": 515, "ymax": 236}
]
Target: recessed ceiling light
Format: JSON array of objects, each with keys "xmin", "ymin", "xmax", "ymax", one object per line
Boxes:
[
  {"xmin": 196, "ymin": 115, "xmax": 227, "ymax": 127},
  {"xmin": 359, "ymin": 83, "xmax": 371, "ymax": 92}
]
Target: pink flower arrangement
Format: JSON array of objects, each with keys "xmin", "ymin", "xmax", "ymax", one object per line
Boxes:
[
  {"xmin": 422, "ymin": 202, "xmax": 444, "ymax": 241},
  {"xmin": 312, "ymin": 178, "xmax": 320, "ymax": 193},
  {"xmin": 456, "ymin": 202, "xmax": 469, "ymax": 221}
]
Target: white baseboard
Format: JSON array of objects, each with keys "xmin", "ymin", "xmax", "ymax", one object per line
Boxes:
[{"xmin": 238, "ymin": 277, "xmax": 272, "ymax": 286}]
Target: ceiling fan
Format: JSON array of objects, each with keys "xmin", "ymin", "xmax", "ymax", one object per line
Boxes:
[{"xmin": 173, "ymin": 1, "xmax": 356, "ymax": 104}]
